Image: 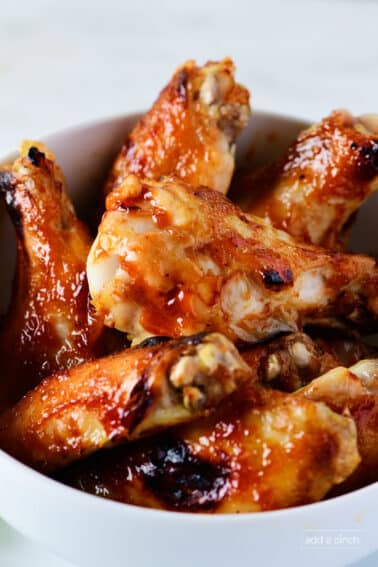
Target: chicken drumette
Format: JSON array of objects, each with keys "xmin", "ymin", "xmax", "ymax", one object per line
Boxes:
[
  {"xmin": 105, "ymin": 58, "xmax": 250, "ymax": 196},
  {"xmin": 87, "ymin": 175, "xmax": 378, "ymax": 344},
  {"xmin": 231, "ymin": 111, "xmax": 378, "ymax": 249},
  {"xmin": 0, "ymin": 142, "xmax": 105, "ymax": 409}
]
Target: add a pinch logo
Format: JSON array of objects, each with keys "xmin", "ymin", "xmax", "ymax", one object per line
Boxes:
[{"xmin": 303, "ymin": 529, "xmax": 363, "ymax": 549}]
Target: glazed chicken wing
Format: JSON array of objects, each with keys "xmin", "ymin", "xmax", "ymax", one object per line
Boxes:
[
  {"xmin": 0, "ymin": 333, "xmax": 250, "ymax": 472},
  {"xmin": 300, "ymin": 359, "xmax": 378, "ymax": 491},
  {"xmin": 105, "ymin": 58, "xmax": 250, "ymax": 196},
  {"xmin": 87, "ymin": 175, "xmax": 378, "ymax": 344},
  {"xmin": 0, "ymin": 143, "xmax": 104, "ymax": 409},
  {"xmin": 242, "ymin": 329, "xmax": 376, "ymax": 392},
  {"xmin": 241, "ymin": 331, "xmax": 339, "ymax": 391},
  {"xmin": 60, "ymin": 383, "xmax": 359, "ymax": 513},
  {"xmin": 231, "ymin": 111, "xmax": 378, "ymax": 249}
]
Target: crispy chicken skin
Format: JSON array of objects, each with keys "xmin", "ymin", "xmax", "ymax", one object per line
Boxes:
[
  {"xmin": 105, "ymin": 59, "xmax": 250, "ymax": 196},
  {"xmin": 300, "ymin": 360, "xmax": 378, "ymax": 491},
  {"xmin": 0, "ymin": 143, "xmax": 105, "ymax": 409},
  {"xmin": 230, "ymin": 111, "xmax": 378, "ymax": 249},
  {"xmin": 0, "ymin": 333, "xmax": 250, "ymax": 472},
  {"xmin": 87, "ymin": 175, "xmax": 378, "ymax": 344},
  {"xmin": 60, "ymin": 384, "xmax": 359, "ymax": 513}
]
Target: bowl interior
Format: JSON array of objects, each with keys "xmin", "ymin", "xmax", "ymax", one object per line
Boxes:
[{"xmin": 0, "ymin": 110, "xmax": 377, "ymax": 567}]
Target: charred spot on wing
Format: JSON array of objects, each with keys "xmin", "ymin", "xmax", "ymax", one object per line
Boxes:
[
  {"xmin": 180, "ymin": 332, "xmax": 208, "ymax": 346},
  {"xmin": 0, "ymin": 171, "xmax": 23, "ymax": 230},
  {"xmin": 176, "ymin": 69, "xmax": 188, "ymax": 102},
  {"xmin": 136, "ymin": 336, "xmax": 171, "ymax": 349},
  {"xmin": 357, "ymin": 140, "xmax": 378, "ymax": 178},
  {"xmin": 121, "ymin": 372, "xmax": 153, "ymax": 433},
  {"xmin": 139, "ymin": 437, "xmax": 230, "ymax": 511},
  {"xmin": 27, "ymin": 146, "xmax": 45, "ymax": 167},
  {"xmin": 118, "ymin": 204, "xmax": 141, "ymax": 212},
  {"xmin": 135, "ymin": 332, "xmax": 208, "ymax": 351},
  {"xmin": 261, "ymin": 268, "xmax": 293, "ymax": 289}
]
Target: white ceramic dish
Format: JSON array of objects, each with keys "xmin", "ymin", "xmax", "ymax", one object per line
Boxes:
[{"xmin": 0, "ymin": 111, "xmax": 377, "ymax": 567}]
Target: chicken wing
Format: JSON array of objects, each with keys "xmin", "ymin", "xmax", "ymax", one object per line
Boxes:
[
  {"xmin": 300, "ymin": 359, "xmax": 378, "ymax": 491},
  {"xmin": 242, "ymin": 329, "xmax": 376, "ymax": 392},
  {"xmin": 0, "ymin": 142, "xmax": 105, "ymax": 409},
  {"xmin": 87, "ymin": 175, "xmax": 378, "ymax": 344},
  {"xmin": 60, "ymin": 384, "xmax": 359, "ymax": 513},
  {"xmin": 0, "ymin": 333, "xmax": 250, "ymax": 472},
  {"xmin": 230, "ymin": 111, "xmax": 378, "ymax": 249},
  {"xmin": 241, "ymin": 331, "xmax": 339, "ymax": 391},
  {"xmin": 105, "ymin": 59, "xmax": 250, "ymax": 196}
]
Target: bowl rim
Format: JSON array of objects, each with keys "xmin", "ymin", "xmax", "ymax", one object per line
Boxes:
[
  {"xmin": 0, "ymin": 107, "xmax": 310, "ymax": 164},
  {"xmin": 0, "ymin": 447, "xmax": 377, "ymax": 522},
  {"xmin": 0, "ymin": 108, "xmax": 376, "ymax": 522}
]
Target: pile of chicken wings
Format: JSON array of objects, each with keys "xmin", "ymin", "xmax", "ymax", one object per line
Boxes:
[{"xmin": 0, "ymin": 58, "xmax": 377, "ymax": 513}]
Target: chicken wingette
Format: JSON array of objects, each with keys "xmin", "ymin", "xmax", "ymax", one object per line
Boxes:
[
  {"xmin": 0, "ymin": 333, "xmax": 250, "ymax": 472},
  {"xmin": 105, "ymin": 58, "xmax": 250, "ymax": 196},
  {"xmin": 87, "ymin": 175, "xmax": 378, "ymax": 344},
  {"xmin": 60, "ymin": 383, "xmax": 359, "ymax": 513},
  {"xmin": 231, "ymin": 111, "xmax": 378, "ymax": 249},
  {"xmin": 300, "ymin": 359, "xmax": 378, "ymax": 491}
]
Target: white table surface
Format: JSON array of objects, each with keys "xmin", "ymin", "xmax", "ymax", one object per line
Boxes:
[
  {"xmin": 1, "ymin": 0, "xmax": 377, "ymax": 565},
  {"xmin": 1, "ymin": 0, "xmax": 378, "ymax": 154}
]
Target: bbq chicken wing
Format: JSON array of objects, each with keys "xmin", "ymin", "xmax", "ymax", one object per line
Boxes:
[
  {"xmin": 242, "ymin": 329, "xmax": 376, "ymax": 392},
  {"xmin": 105, "ymin": 58, "xmax": 250, "ymax": 196},
  {"xmin": 0, "ymin": 333, "xmax": 250, "ymax": 472},
  {"xmin": 231, "ymin": 111, "xmax": 378, "ymax": 249},
  {"xmin": 300, "ymin": 359, "xmax": 378, "ymax": 491},
  {"xmin": 60, "ymin": 383, "xmax": 359, "ymax": 513},
  {"xmin": 241, "ymin": 331, "xmax": 339, "ymax": 392},
  {"xmin": 87, "ymin": 175, "xmax": 378, "ymax": 344},
  {"xmin": 0, "ymin": 143, "xmax": 104, "ymax": 409}
]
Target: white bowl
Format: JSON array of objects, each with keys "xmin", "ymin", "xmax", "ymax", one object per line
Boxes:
[{"xmin": 0, "ymin": 111, "xmax": 376, "ymax": 567}]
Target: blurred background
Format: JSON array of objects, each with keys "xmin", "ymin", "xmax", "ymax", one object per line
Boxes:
[
  {"xmin": 1, "ymin": 0, "xmax": 378, "ymax": 155},
  {"xmin": 0, "ymin": 0, "xmax": 377, "ymax": 565}
]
